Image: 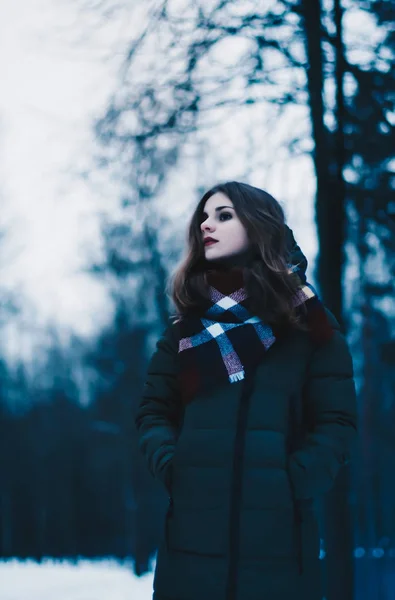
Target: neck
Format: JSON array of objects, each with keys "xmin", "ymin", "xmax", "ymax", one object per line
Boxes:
[{"xmin": 205, "ymin": 246, "xmax": 258, "ymax": 272}]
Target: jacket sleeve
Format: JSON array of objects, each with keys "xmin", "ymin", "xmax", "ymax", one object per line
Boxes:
[
  {"xmin": 288, "ymin": 326, "xmax": 358, "ymax": 500},
  {"xmin": 135, "ymin": 323, "xmax": 181, "ymax": 491}
]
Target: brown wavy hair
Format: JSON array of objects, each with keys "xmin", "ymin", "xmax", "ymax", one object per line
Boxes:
[{"xmin": 167, "ymin": 181, "xmax": 308, "ymax": 330}]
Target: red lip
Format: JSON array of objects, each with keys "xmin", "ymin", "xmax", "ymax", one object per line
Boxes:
[{"xmin": 204, "ymin": 237, "xmax": 218, "ymax": 246}]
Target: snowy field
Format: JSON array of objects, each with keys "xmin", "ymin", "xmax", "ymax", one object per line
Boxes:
[
  {"xmin": 0, "ymin": 559, "xmax": 154, "ymax": 600},
  {"xmin": 2, "ymin": 556, "xmax": 395, "ymax": 599}
]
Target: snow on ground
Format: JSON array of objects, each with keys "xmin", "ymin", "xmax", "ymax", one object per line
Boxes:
[{"xmin": 0, "ymin": 559, "xmax": 154, "ymax": 600}]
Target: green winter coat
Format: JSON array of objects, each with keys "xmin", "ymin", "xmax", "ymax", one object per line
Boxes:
[{"xmin": 136, "ymin": 293, "xmax": 357, "ymax": 600}]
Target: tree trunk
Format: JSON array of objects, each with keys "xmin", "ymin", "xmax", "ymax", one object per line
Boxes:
[
  {"xmin": 324, "ymin": 2, "xmax": 354, "ymax": 595},
  {"xmin": 301, "ymin": 1, "xmax": 354, "ymax": 598}
]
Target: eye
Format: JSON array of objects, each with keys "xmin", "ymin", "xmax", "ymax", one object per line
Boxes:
[{"xmin": 219, "ymin": 212, "xmax": 232, "ymax": 221}]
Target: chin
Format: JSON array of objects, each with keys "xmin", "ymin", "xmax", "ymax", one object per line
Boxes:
[{"xmin": 204, "ymin": 249, "xmax": 223, "ymax": 260}]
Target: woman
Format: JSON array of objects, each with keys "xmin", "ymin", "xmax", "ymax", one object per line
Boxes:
[{"xmin": 135, "ymin": 181, "xmax": 357, "ymax": 600}]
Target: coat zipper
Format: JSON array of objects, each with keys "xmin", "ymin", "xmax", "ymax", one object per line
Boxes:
[{"xmin": 225, "ymin": 371, "xmax": 256, "ymax": 600}]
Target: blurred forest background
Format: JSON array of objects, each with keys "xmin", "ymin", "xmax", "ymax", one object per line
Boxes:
[{"xmin": 0, "ymin": 1, "xmax": 394, "ymax": 599}]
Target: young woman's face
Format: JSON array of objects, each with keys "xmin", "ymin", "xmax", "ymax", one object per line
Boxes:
[{"xmin": 200, "ymin": 192, "xmax": 250, "ymax": 261}]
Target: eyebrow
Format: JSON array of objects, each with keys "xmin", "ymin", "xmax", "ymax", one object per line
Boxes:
[{"xmin": 202, "ymin": 205, "xmax": 234, "ymax": 216}]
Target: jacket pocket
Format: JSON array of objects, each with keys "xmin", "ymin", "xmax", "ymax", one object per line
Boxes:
[
  {"xmin": 163, "ymin": 460, "xmax": 173, "ymax": 494},
  {"xmin": 164, "ymin": 496, "xmax": 174, "ymax": 551}
]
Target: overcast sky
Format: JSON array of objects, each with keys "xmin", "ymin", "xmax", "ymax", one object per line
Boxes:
[{"xmin": 0, "ymin": 0, "xmax": 134, "ymax": 358}]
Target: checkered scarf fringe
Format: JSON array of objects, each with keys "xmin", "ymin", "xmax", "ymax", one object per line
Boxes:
[{"xmin": 177, "ymin": 264, "xmax": 333, "ymax": 403}]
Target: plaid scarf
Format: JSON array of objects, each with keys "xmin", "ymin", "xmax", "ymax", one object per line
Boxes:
[{"xmin": 177, "ymin": 264, "xmax": 333, "ymax": 404}]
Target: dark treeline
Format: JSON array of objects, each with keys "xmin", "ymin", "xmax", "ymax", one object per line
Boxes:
[{"xmin": 0, "ymin": 304, "xmax": 166, "ymax": 575}]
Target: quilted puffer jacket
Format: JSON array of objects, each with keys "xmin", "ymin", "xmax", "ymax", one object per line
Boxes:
[{"xmin": 136, "ymin": 266, "xmax": 357, "ymax": 600}]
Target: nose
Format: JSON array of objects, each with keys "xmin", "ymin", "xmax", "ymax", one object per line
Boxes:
[{"xmin": 201, "ymin": 217, "xmax": 216, "ymax": 234}]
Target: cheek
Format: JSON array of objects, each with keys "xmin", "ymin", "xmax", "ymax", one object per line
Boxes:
[{"xmin": 232, "ymin": 223, "xmax": 249, "ymax": 245}]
